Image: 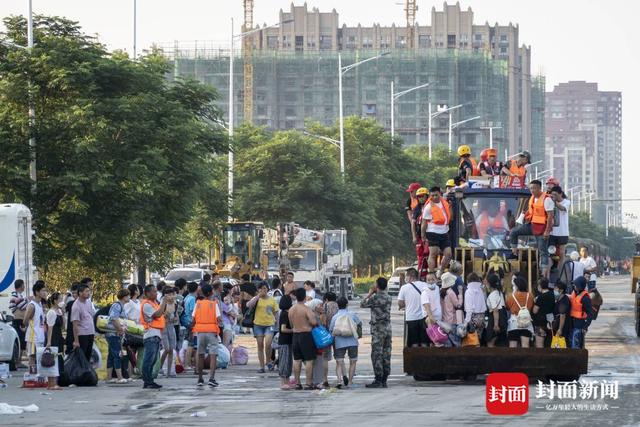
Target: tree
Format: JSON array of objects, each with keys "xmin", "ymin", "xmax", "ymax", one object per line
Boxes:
[{"xmin": 0, "ymin": 15, "xmax": 227, "ymax": 287}]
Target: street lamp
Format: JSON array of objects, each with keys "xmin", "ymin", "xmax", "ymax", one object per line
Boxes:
[
  {"xmin": 449, "ymin": 115, "xmax": 481, "ymax": 152},
  {"xmin": 227, "ymin": 18, "xmax": 292, "ymax": 221},
  {"xmin": 339, "ymin": 51, "xmax": 390, "ymax": 175},
  {"xmin": 427, "ymin": 103, "xmax": 464, "ymax": 160},
  {"xmin": 480, "ymin": 125, "xmax": 502, "ymax": 149},
  {"xmin": 303, "ymin": 131, "xmax": 341, "ymax": 148},
  {"xmin": 567, "ymin": 185, "xmax": 581, "ymax": 215},
  {"xmin": 390, "ymin": 81, "xmax": 429, "ymax": 142},
  {"xmin": 1, "ymin": 1, "xmax": 35, "ymax": 194}
]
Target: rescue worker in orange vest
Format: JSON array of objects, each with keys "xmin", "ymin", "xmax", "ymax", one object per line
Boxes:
[
  {"xmin": 457, "ymin": 145, "xmax": 479, "ymax": 182},
  {"xmin": 475, "ymin": 200, "xmax": 509, "ymax": 240},
  {"xmin": 420, "ymin": 186, "xmax": 452, "ymax": 276},
  {"xmin": 508, "ymin": 180, "xmax": 555, "ymax": 276},
  {"xmin": 405, "ymin": 182, "xmax": 421, "ymax": 232},
  {"xmin": 568, "ymin": 276, "xmax": 593, "ymax": 349},
  {"xmin": 478, "ymin": 148, "xmax": 504, "ymax": 177},
  {"xmin": 140, "ymin": 284, "xmax": 168, "ymax": 389},
  {"xmin": 192, "ymin": 283, "xmax": 223, "ymax": 387},
  {"xmin": 501, "ymin": 150, "xmax": 530, "ymax": 178}
]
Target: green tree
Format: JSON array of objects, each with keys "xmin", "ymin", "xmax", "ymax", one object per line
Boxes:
[{"xmin": 0, "ymin": 15, "xmax": 226, "ymax": 285}]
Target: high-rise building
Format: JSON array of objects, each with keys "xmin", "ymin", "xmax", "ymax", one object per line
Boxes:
[
  {"xmin": 545, "ymin": 81, "xmax": 622, "ymax": 226},
  {"xmin": 165, "ymin": 2, "xmax": 544, "ymax": 157}
]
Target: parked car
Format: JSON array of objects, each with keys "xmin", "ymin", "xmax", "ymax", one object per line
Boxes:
[
  {"xmin": 163, "ymin": 267, "xmax": 213, "ymax": 286},
  {"xmin": 388, "ymin": 266, "xmax": 413, "ymax": 295},
  {"xmin": 0, "ymin": 312, "xmax": 20, "ymax": 370}
]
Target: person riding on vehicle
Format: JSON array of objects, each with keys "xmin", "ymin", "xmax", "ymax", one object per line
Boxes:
[
  {"xmin": 457, "ymin": 145, "xmax": 479, "ymax": 182},
  {"xmin": 479, "ymin": 148, "xmax": 504, "ymax": 177},
  {"xmin": 502, "ymin": 151, "xmax": 530, "ymax": 178},
  {"xmin": 546, "ymin": 177, "xmax": 560, "ymax": 194},
  {"xmin": 475, "ymin": 199, "xmax": 509, "ymax": 240}
]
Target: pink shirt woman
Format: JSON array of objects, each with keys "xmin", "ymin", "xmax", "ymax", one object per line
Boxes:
[{"xmin": 439, "ymin": 273, "xmax": 464, "ymax": 324}]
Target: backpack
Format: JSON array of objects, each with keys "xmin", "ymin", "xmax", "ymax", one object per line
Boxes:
[
  {"xmin": 332, "ymin": 313, "xmax": 358, "ymax": 338},
  {"xmin": 514, "ymin": 293, "xmax": 532, "ymax": 328}
]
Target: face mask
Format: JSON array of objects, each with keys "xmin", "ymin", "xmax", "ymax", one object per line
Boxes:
[
  {"xmin": 553, "ymin": 290, "xmax": 560, "ymax": 299},
  {"xmin": 427, "ymin": 283, "xmax": 437, "ymax": 290},
  {"xmin": 58, "ymin": 301, "xmax": 65, "ymax": 308}
]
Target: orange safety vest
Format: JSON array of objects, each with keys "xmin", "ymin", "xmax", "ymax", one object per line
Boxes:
[
  {"xmin": 477, "ymin": 212, "xmax": 506, "ymax": 237},
  {"xmin": 524, "ymin": 193, "xmax": 549, "ymax": 225},
  {"xmin": 509, "ymin": 161, "xmax": 526, "ymax": 177},
  {"xmin": 410, "ymin": 196, "xmax": 419, "ymax": 211},
  {"xmin": 430, "ymin": 199, "xmax": 451, "ymax": 225},
  {"xmin": 140, "ymin": 299, "xmax": 165, "ymax": 331},
  {"xmin": 192, "ymin": 299, "xmax": 221, "ymax": 334},
  {"xmin": 459, "ymin": 157, "xmax": 481, "ymax": 178},
  {"xmin": 570, "ymin": 290, "xmax": 589, "ymax": 320}
]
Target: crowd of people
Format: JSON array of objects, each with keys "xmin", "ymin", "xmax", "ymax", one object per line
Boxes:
[
  {"xmin": 400, "ymin": 144, "xmax": 604, "ymax": 352},
  {"xmin": 6, "ymin": 271, "xmax": 378, "ymax": 391}
]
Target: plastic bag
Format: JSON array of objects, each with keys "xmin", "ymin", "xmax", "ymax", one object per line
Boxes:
[
  {"xmin": 217, "ymin": 345, "xmax": 230, "ymax": 369},
  {"xmin": 231, "ymin": 346, "xmax": 249, "ymax": 365},
  {"xmin": 461, "ymin": 331, "xmax": 480, "ymax": 347},
  {"xmin": 551, "ymin": 335, "xmax": 567, "ymax": 349},
  {"xmin": 311, "ymin": 326, "xmax": 333, "ymax": 349},
  {"xmin": 60, "ymin": 348, "xmax": 98, "ymax": 387}
]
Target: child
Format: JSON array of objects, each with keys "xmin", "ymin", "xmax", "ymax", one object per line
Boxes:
[{"xmin": 160, "ymin": 287, "xmax": 177, "ymax": 377}]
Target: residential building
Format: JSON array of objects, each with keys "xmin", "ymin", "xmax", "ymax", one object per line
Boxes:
[
  {"xmin": 165, "ymin": 2, "xmax": 544, "ymax": 158},
  {"xmin": 545, "ymin": 81, "xmax": 622, "ymax": 226}
]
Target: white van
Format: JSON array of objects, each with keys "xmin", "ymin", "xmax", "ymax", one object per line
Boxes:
[
  {"xmin": 0, "ymin": 204, "xmax": 37, "ymax": 314},
  {"xmin": 388, "ymin": 266, "xmax": 413, "ymax": 295}
]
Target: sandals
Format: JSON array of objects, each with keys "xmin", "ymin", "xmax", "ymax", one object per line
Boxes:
[
  {"xmin": 280, "ymin": 384, "xmax": 292, "ymax": 390},
  {"xmin": 294, "ymin": 384, "xmax": 303, "ymax": 390},
  {"xmin": 303, "ymin": 384, "xmax": 315, "ymax": 391}
]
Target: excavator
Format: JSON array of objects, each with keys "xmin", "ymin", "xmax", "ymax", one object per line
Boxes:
[
  {"xmin": 215, "ymin": 221, "xmax": 267, "ymax": 279},
  {"xmin": 405, "ymin": 182, "xmax": 589, "ymax": 382}
]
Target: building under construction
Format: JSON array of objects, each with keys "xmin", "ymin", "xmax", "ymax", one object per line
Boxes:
[{"xmin": 164, "ymin": 2, "xmax": 545, "ymax": 156}]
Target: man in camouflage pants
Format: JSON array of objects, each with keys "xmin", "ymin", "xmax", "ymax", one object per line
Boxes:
[{"xmin": 360, "ymin": 277, "xmax": 392, "ymax": 388}]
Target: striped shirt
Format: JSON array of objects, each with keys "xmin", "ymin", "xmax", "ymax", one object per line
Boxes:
[{"xmin": 10, "ymin": 291, "xmax": 28, "ymax": 316}]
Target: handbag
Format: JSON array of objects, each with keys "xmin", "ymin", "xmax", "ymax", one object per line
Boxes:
[
  {"xmin": 462, "ymin": 331, "xmax": 480, "ymax": 347},
  {"xmin": 426, "ymin": 324, "xmax": 449, "ymax": 345},
  {"xmin": 311, "ymin": 326, "xmax": 334, "ymax": 349},
  {"xmin": 551, "ymin": 335, "xmax": 567, "ymax": 349},
  {"xmin": 40, "ymin": 347, "xmax": 56, "ymax": 368},
  {"xmin": 241, "ymin": 303, "xmax": 256, "ymax": 328}
]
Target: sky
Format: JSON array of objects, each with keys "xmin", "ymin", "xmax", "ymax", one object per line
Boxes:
[{"xmin": 2, "ymin": 0, "xmax": 639, "ymax": 226}]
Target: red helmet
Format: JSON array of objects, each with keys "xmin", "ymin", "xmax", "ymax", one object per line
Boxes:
[
  {"xmin": 485, "ymin": 148, "xmax": 497, "ymax": 158},
  {"xmin": 546, "ymin": 177, "xmax": 560, "ymax": 186},
  {"xmin": 480, "ymin": 149, "xmax": 489, "ymax": 162}
]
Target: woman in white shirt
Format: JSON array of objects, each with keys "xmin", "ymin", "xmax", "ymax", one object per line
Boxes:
[
  {"xmin": 464, "ymin": 273, "xmax": 487, "ymax": 340},
  {"xmin": 485, "ymin": 274, "xmax": 506, "ymax": 347},
  {"xmin": 421, "ymin": 273, "xmax": 442, "ymax": 329},
  {"xmin": 123, "ymin": 284, "xmax": 142, "ymax": 322}
]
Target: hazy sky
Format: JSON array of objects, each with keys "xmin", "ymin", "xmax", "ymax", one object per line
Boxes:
[{"xmin": 2, "ymin": 0, "xmax": 639, "ymax": 224}]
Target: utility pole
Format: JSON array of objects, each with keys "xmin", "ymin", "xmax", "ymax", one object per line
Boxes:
[{"xmin": 27, "ymin": 0, "xmax": 36, "ymax": 194}]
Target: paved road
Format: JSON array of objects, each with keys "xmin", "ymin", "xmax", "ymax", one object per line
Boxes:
[{"xmin": 1, "ymin": 276, "xmax": 639, "ymax": 426}]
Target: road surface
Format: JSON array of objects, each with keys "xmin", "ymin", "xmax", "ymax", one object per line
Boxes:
[{"xmin": 1, "ymin": 275, "xmax": 638, "ymax": 426}]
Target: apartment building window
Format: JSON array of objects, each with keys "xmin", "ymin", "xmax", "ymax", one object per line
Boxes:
[
  {"xmin": 447, "ymin": 34, "xmax": 456, "ymax": 48},
  {"xmin": 500, "ymin": 46, "xmax": 508, "ymax": 54},
  {"xmin": 285, "ymin": 107, "xmax": 296, "ymax": 117},
  {"xmin": 500, "ymin": 35, "xmax": 508, "ymax": 42},
  {"xmin": 267, "ymin": 36, "xmax": 279, "ymax": 49},
  {"xmin": 474, "ymin": 34, "xmax": 482, "ymax": 41},
  {"xmin": 380, "ymin": 36, "xmax": 390, "ymax": 49},
  {"xmin": 362, "ymin": 37, "xmax": 373, "ymax": 49},
  {"xmin": 319, "ymin": 35, "xmax": 332, "ymax": 50},
  {"xmin": 307, "ymin": 37, "xmax": 316, "ymax": 48},
  {"xmin": 363, "ymin": 103, "xmax": 377, "ymax": 115},
  {"xmin": 418, "ymin": 34, "xmax": 431, "ymax": 48},
  {"xmin": 282, "ymin": 35, "xmax": 291, "ymax": 48},
  {"xmin": 295, "ymin": 36, "xmax": 304, "ymax": 51},
  {"xmin": 345, "ymin": 35, "xmax": 357, "ymax": 49},
  {"xmin": 397, "ymin": 36, "xmax": 406, "ymax": 48}
]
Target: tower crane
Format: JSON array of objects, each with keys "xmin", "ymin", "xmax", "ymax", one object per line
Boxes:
[{"xmin": 243, "ymin": 0, "xmax": 254, "ymax": 123}]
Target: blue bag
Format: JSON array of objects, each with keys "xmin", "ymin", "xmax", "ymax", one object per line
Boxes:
[{"xmin": 311, "ymin": 326, "xmax": 334, "ymax": 349}]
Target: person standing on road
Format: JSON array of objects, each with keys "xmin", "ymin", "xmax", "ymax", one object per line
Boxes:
[
  {"xmin": 329, "ymin": 297, "xmax": 362, "ymax": 388},
  {"xmin": 105, "ymin": 289, "xmax": 131, "ymax": 383},
  {"xmin": 192, "ymin": 284, "xmax": 222, "ymax": 388},
  {"xmin": 569, "ymin": 276, "xmax": 594, "ymax": 349},
  {"xmin": 10, "ymin": 279, "xmax": 28, "ymax": 367},
  {"xmin": 181, "ymin": 281, "xmax": 199, "ymax": 372},
  {"xmin": 247, "ymin": 282, "xmax": 279, "ymax": 373},
  {"xmin": 23, "ymin": 281, "xmax": 47, "ymax": 373},
  {"xmin": 277, "ymin": 294, "xmax": 294, "ymax": 390},
  {"xmin": 140, "ymin": 284, "xmax": 167, "ymax": 389},
  {"xmin": 289, "ymin": 287, "xmax": 318, "ymax": 390},
  {"xmin": 45, "ymin": 292, "xmax": 64, "ymax": 390},
  {"xmin": 361, "ymin": 277, "xmax": 392, "ymax": 388},
  {"xmin": 159, "ymin": 287, "xmax": 177, "ymax": 378},
  {"xmin": 64, "ymin": 283, "xmax": 79, "ymax": 355},
  {"xmin": 397, "ymin": 268, "xmax": 429, "ymax": 347},
  {"xmin": 71, "ymin": 283, "xmax": 96, "ymax": 362}
]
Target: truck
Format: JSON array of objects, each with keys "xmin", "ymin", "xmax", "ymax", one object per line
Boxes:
[
  {"xmin": 0, "ymin": 204, "xmax": 37, "ymax": 314},
  {"xmin": 263, "ymin": 223, "xmax": 354, "ymax": 299},
  {"xmin": 404, "ymin": 187, "xmax": 588, "ymax": 381}
]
